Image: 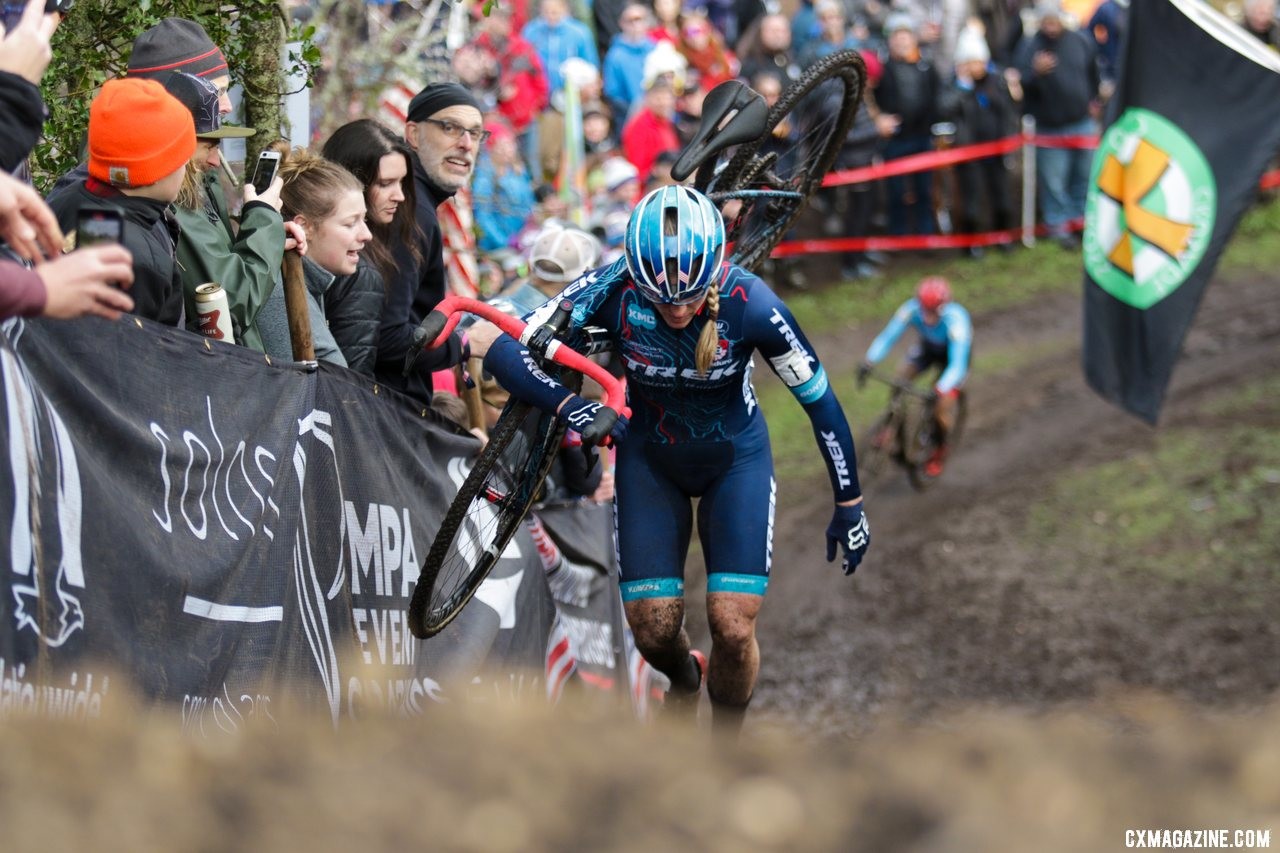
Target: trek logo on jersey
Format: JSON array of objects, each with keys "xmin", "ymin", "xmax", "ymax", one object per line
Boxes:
[
  {"xmin": 768, "ymin": 308, "xmax": 815, "ymax": 365},
  {"xmin": 1083, "ymin": 107, "xmax": 1215, "ymax": 309},
  {"xmin": 522, "ymin": 353, "xmax": 559, "ymax": 389},
  {"xmin": 622, "ymin": 354, "xmax": 740, "ymax": 383},
  {"xmin": 626, "ymin": 304, "xmax": 656, "ymax": 329},
  {"xmin": 821, "ymin": 430, "xmax": 852, "ymax": 490}
]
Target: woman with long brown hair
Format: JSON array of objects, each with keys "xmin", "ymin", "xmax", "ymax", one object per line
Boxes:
[{"xmin": 318, "ymin": 119, "xmax": 422, "ymax": 374}]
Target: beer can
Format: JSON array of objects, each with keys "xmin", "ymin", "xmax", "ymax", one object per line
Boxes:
[{"xmin": 193, "ymin": 282, "xmax": 235, "ymax": 344}]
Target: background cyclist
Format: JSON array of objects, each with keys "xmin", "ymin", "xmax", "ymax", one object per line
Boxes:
[
  {"xmin": 484, "ymin": 186, "xmax": 871, "ymax": 736},
  {"xmin": 858, "ymin": 275, "xmax": 972, "ymax": 478}
]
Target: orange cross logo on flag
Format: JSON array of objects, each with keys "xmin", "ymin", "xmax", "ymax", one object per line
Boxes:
[
  {"xmin": 1084, "ymin": 108, "xmax": 1215, "ymax": 310},
  {"xmin": 1095, "ymin": 138, "xmax": 1195, "ymax": 274}
]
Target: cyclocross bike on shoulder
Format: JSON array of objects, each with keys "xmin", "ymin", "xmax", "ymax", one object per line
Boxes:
[{"xmin": 406, "ymin": 51, "xmax": 869, "ymax": 639}]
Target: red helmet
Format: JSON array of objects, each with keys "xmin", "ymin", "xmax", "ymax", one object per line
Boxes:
[{"xmin": 916, "ymin": 276, "xmax": 951, "ymax": 311}]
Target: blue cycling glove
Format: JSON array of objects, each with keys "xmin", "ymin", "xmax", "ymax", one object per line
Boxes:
[
  {"xmin": 826, "ymin": 502, "xmax": 870, "ymax": 576},
  {"xmin": 557, "ymin": 394, "xmax": 629, "ymax": 444}
]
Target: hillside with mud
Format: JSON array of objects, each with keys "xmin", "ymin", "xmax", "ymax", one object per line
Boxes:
[{"xmin": 2, "ymin": 262, "xmax": 1277, "ymax": 851}]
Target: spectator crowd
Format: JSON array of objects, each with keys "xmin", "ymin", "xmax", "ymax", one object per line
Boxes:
[{"xmin": 1, "ymin": 0, "xmax": 1276, "ymax": 711}]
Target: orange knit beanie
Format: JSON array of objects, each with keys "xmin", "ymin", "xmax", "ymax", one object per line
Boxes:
[{"xmin": 88, "ymin": 79, "xmax": 196, "ymax": 188}]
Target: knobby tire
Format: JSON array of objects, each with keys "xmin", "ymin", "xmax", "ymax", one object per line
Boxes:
[{"xmin": 408, "ymin": 401, "xmax": 565, "ymax": 638}]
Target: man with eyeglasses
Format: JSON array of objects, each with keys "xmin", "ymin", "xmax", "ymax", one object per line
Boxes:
[{"xmin": 375, "ymin": 82, "xmax": 484, "ymax": 405}]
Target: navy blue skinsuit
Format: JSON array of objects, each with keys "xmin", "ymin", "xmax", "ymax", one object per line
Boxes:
[{"xmin": 484, "ymin": 257, "xmax": 861, "ymax": 600}]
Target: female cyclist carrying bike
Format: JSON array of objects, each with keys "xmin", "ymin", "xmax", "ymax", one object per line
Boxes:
[{"xmin": 483, "ymin": 185, "xmax": 870, "ymax": 735}]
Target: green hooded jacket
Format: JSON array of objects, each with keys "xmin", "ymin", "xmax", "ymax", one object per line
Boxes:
[{"xmin": 175, "ymin": 171, "xmax": 285, "ymax": 351}]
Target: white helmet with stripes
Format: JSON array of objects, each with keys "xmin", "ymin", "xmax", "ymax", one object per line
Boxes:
[{"xmin": 624, "ymin": 185, "xmax": 725, "ymax": 305}]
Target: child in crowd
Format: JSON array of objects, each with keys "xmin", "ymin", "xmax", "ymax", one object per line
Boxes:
[{"xmin": 45, "ymin": 78, "xmax": 194, "ymax": 327}]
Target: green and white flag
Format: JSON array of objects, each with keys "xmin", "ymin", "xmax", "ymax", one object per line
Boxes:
[{"xmin": 1082, "ymin": 0, "xmax": 1280, "ymax": 423}]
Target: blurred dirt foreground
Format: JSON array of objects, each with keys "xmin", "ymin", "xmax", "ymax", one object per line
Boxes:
[{"xmin": 1, "ymin": 684, "xmax": 1278, "ymax": 852}]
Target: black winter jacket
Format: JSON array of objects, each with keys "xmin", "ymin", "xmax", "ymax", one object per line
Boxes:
[
  {"xmin": 325, "ymin": 258, "xmax": 384, "ymax": 377},
  {"xmin": 938, "ymin": 69, "xmax": 1020, "ymax": 146},
  {"xmin": 45, "ymin": 177, "xmax": 185, "ymax": 327},
  {"xmin": 376, "ymin": 156, "xmax": 464, "ymax": 404},
  {"xmin": 1014, "ymin": 29, "xmax": 1099, "ymax": 129},
  {"xmin": 0, "ymin": 71, "xmax": 43, "ymax": 172},
  {"xmin": 876, "ymin": 57, "xmax": 943, "ymax": 139}
]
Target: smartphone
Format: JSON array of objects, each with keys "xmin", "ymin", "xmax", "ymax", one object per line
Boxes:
[
  {"xmin": 1, "ymin": 0, "xmax": 73, "ymax": 30},
  {"xmin": 75, "ymin": 205, "xmax": 124, "ymax": 250},
  {"xmin": 250, "ymin": 151, "xmax": 282, "ymax": 195}
]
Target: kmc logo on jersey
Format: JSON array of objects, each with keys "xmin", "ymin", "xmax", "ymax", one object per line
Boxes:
[
  {"xmin": 626, "ymin": 304, "xmax": 656, "ymax": 330},
  {"xmin": 1084, "ymin": 108, "xmax": 1216, "ymax": 310}
]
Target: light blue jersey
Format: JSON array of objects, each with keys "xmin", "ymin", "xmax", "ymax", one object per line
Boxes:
[{"xmin": 866, "ymin": 299, "xmax": 972, "ymax": 392}]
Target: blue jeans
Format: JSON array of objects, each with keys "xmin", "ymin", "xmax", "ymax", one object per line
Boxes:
[
  {"xmin": 884, "ymin": 135, "xmax": 936, "ymax": 236},
  {"xmin": 1036, "ymin": 117, "xmax": 1096, "ymax": 237}
]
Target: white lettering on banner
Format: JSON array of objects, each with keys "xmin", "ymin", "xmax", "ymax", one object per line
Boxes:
[
  {"xmin": 3, "ymin": 346, "xmax": 87, "ymax": 648},
  {"xmin": 0, "ymin": 659, "xmax": 109, "ymax": 720},
  {"xmin": 341, "ymin": 501, "xmax": 420, "ymax": 598},
  {"xmin": 350, "ymin": 607, "xmax": 417, "ymax": 667},
  {"xmin": 557, "ymin": 612, "xmax": 615, "ymax": 668},
  {"xmin": 347, "ymin": 674, "xmax": 447, "ymax": 717},
  {"xmin": 180, "ymin": 683, "xmax": 276, "ymax": 738},
  {"xmin": 182, "ymin": 596, "xmax": 283, "ymax": 623},
  {"xmin": 821, "ymin": 430, "xmax": 852, "ymax": 490},
  {"xmin": 474, "ymin": 572, "xmax": 524, "ymax": 629},
  {"xmin": 150, "ymin": 396, "xmax": 283, "ymax": 543}
]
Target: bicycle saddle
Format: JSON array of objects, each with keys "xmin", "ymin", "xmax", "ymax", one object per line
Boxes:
[{"xmin": 670, "ymin": 80, "xmax": 768, "ymax": 183}]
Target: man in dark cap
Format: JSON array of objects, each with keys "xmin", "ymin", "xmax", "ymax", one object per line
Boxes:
[
  {"xmin": 126, "ymin": 17, "xmax": 236, "ymax": 116},
  {"xmin": 375, "ymin": 82, "xmax": 486, "ymax": 404}
]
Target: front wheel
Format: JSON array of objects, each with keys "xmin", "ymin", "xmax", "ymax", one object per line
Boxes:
[
  {"xmin": 906, "ymin": 392, "xmax": 967, "ymax": 491},
  {"xmin": 407, "ymin": 402, "xmax": 565, "ymax": 638}
]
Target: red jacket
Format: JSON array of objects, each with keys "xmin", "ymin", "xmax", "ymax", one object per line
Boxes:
[
  {"xmin": 474, "ymin": 31, "xmax": 549, "ymax": 133},
  {"xmin": 622, "ymin": 108, "xmax": 681, "ymax": 183}
]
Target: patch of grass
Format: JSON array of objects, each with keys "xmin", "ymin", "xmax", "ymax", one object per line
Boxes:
[
  {"xmin": 783, "ymin": 241, "xmax": 1084, "ymax": 338},
  {"xmin": 1222, "ymin": 196, "xmax": 1280, "ymax": 272},
  {"xmin": 1027, "ymin": 374, "xmax": 1280, "ymax": 588}
]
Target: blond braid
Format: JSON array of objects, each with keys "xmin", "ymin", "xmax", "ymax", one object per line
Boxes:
[{"xmin": 694, "ymin": 281, "xmax": 721, "ymax": 376}]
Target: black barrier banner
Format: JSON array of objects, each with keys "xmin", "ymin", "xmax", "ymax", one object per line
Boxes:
[
  {"xmin": 0, "ymin": 316, "xmax": 561, "ymax": 729},
  {"xmin": 1081, "ymin": 0, "xmax": 1280, "ymax": 423},
  {"xmin": 534, "ymin": 501, "xmax": 668, "ymax": 716}
]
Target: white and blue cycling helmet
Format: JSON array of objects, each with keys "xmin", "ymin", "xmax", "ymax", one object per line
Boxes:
[{"xmin": 624, "ymin": 185, "xmax": 725, "ymax": 305}]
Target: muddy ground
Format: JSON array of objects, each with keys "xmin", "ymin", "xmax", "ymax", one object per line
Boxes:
[
  {"xmin": 751, "ymin": 264, "xmax": 1280, "ymax": 737},
  {"xmin": 3, "ymin": 263, "xmax": 1278, "ymax": 851}
]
